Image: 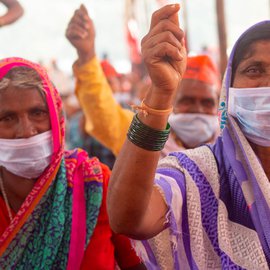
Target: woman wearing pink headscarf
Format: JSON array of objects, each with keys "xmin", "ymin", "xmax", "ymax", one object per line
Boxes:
[{"xmin": 0, "ymin": 57, "xmax": 144, "ymax": 269}]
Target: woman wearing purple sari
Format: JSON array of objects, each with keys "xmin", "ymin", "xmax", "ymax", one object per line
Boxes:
[{"xmin": 107, "ymin": 4, "xmax": 270, "ymax": 270}]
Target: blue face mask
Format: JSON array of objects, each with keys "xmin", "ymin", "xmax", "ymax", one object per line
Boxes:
[{"xmin": 228, "ymin": 87, "xmax": 270, "ymax": 146}]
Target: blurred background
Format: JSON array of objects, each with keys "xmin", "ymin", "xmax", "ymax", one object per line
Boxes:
[
  {"xmin": 0, "ymin": 0, "xmax": 269, "ymax": 75},
  {"xmin": 1, "ymin": 0, "xmax": 269, "ymax": 168}
]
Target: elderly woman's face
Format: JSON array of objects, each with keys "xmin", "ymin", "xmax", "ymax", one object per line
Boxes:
[
  {"xmin": 0, "ymin": 86, "xmax": 50, "ymax": 139},
  {"xmin": 233, "ymin": 40, "xmax": 270, "ymax": 88}
]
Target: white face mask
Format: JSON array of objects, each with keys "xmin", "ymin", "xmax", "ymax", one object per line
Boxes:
[
  {"xmin": 0, "ymin": 131, "xmax": 53, "ymax": 179},
  {"xmin": 168, "ymin": 113, "xmax": 219, "ymax": 148},
  {"xmin": 228, "ymin": 87, "xmax": 270, "ymax": 147}
]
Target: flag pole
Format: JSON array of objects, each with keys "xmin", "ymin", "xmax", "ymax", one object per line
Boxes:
[{"xmin": 216, "ymin": 0, "xmax": 227, "ymax": 76}]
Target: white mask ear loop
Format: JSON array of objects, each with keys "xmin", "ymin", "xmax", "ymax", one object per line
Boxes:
[{"xmin": 0, "ymin": 171, "xmax": 13, "ymax": 223}]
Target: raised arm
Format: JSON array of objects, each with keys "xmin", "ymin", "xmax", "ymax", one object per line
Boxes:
[
  {"xmin": 0, "ymin": 0, "xmax": 24, "ymax": 26},
  {"xmin": 107, "ymin": 4, "xmax": 186, "ymax": 239},
  {"xmin": 66, "ymin": 5, "xmax": 133, "ymax": 156}
]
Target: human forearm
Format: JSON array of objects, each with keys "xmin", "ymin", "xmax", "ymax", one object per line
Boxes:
[
  {"xmin": 107, "ymin": 137, "xmax": 167, "ymax": 239},
  {"xmin": 107, "ymin": 86, "xmax": 173, "ymax": 237},
  {"xmin": 76, "ymin": 49, "xmax": 95, "ymax": 66},
  {"xmin": 74, "ymin": 58, "xmax": 133, "ymax": 155},
  {"xmin": 107, "ymin": 3, "xmax": 186, "ymax": 239}
]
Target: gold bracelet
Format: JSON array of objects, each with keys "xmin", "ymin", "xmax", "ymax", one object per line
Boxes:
[{"xmin": 131, "ymin": 99, "xmax": 173, "ymax": 117}]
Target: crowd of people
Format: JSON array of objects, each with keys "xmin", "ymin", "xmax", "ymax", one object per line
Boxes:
[{"xmin": 1, "ymin": 2, "xmax": 270, "ymax": 270}]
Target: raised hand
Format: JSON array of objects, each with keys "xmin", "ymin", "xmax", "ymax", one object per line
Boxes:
[
  {"xmin": 65, "ymin": 4, "xmax": 95, "ymax": 64},
  {"xmin": 141, "ymin": 4, "xmax": 186, "ymax": 98},
  {"xmin": 107, "ymin": 5, "xmax": 185, "ymax": 239}
]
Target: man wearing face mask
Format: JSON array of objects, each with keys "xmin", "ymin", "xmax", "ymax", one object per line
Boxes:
[{"xmin": 164, "ymin": 55, "xmax": 221, "ymax": 157}]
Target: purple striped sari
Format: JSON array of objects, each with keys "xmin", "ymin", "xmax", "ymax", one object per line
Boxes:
[{"xmin": 133, "ymin": 21, "xmax": 270, "ymax": 270}]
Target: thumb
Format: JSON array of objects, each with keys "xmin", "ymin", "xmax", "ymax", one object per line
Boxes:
[
  {"xmin": 169, "ymin": 4, "xmax": 180, "ymax": 26},
  {"xmin": 80, "ymin": 4, "xmax": 89, "ymax": 16}
]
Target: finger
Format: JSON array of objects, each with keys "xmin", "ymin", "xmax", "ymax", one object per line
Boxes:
[
  {"xmin": 146, "ymin": 19, "xmax": 184, "ymax": 44},
  {"xmin": 142, "ymin": 31, "xmax": 183, "ymax": 53},
  {"xmin": 143, "ymin": 42, "xmax": 184, "ymax": 63},
  {"xmin": 66, "ymin": 25, "xmax": 88, "ymax": 39},
  {"xmin": 68, "ymin": 9, "xmax": 84, "ymax": 28},
  {"xmin": 70, "ymin": 9, "xmax": 92, "ymax": 30},
  {"xmin": 150, "ymin": 4, "xmax": 180, "ymax": 30},
  {"xmin": 71, "ymin": 13, "xmax": 86, "ymax": 28},
  {"xmin": 80, "ymin": 4, "xmax": 89, "ymax": 15},
  {"xmin": 80, "ymin": 4, "xmax": 90, "ymax": 21},
  {"xmin": 169, "ymin": 8, "xmax": 179, "ymax": 26},
  {"xmin": 78, "ymin": 6, "xmax": 93, "ymax": 29}
]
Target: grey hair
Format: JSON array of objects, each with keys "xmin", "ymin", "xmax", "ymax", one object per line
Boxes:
[{"xmin": 0, "ymin": 66, "xmax": 46, "ymax": 99}]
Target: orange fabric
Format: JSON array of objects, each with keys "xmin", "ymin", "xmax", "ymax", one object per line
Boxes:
[
  {"xmin": 183, "ymin": 55, "xmax": 221, "ymax": 89},
  {"xmin": 81, "ymin": 163, "xmax": 141, "ymax": 269},
  {"xmin": 100, "ymin": 60, "xmax": 119, "ymax": 78}
]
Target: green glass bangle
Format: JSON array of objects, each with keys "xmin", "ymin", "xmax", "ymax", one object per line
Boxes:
[{"xmin": 127, "ymin": 114, "xmax": 170, "ymax": 151}]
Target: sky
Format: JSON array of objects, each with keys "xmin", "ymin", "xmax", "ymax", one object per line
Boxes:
[{"xmin": 0, "ymin": 0, "xmax": 269, "ymax": 74}]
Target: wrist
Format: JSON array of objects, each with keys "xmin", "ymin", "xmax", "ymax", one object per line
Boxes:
[
  {"xmin": 127, "ymin": 114, "xmax": 170, "ymax": 151},
  {"xmin": 77, "ymin": 51, "xmax": 96, "ymax": 66},
  {"xmin": 144, "ymin": 86, "xmax": 175, "ymax": 110}
]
